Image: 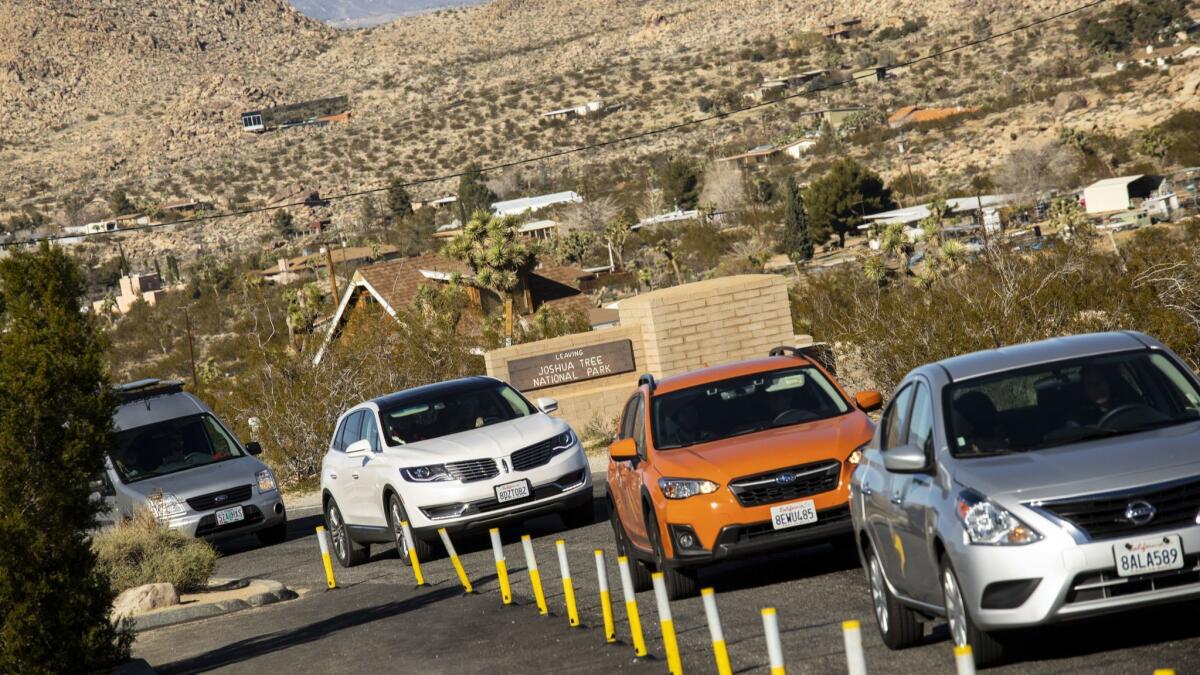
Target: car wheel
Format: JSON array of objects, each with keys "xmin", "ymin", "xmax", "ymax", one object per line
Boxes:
[
  {"xmin": 866, "ymin": 545, "xmax": 923, "ymax": 649},
  {"xmin": 324, "ymin": 498, "xmax": 368, "ymax": 568},
  {"xmin": 387, "ymin": 493, "xmax": 433, "ymax": 566},
  {"xmin": 608, "ymin": 497, "xmax": 652, "ymax": 592},
  {"xmin": 644, "ymin": 508, "xmax": 697, "ymax": 600},
  {"xmin": 560, "ymin": 499, "xmax": 595, "ymax": 530},
  {"xmin": 255, "ymin": 519, "xmax": 288, "ymax": 546},
  {"xmin": 941, "ymin": 558, "xmax": 1004, "ymax": 667}
]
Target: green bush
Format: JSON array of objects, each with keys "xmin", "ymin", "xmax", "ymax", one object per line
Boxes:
[{"xmin": 93, "ymin": 511, "xmax": 217, "ymax": 594}]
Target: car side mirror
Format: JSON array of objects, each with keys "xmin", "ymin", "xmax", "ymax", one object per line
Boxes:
[
  {"xmin": 346, "ymin": 439, "xmax": 372, "ymax": 458},
  {"xmin": 609, "ymin": 438, "xmax": 637, "ymax": 461},
  {"xmin": 245, "ymin": 441, "xmax": 263, "ymax": 456},
  {"xmin": 89, "ymin": 477, "xmax": 115, "ymax": 498},
  {"xmin": 855, "ymin": 390, "xmax": 882, "ymax": 412},
  {"xmin": 883, "ymin": 444, "xmax": 929, "ymax": 473},
  {"xmin": 537, "ymin": 397, "xmax": 559, "ymax": 414}
]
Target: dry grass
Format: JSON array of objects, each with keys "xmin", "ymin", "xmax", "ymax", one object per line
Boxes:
[{"xmin": 92, "ymin": 510, "xmax": 218, "ymax": 594}]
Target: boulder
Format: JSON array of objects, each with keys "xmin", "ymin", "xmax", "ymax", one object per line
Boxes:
[
  {"xmin": 1052, "ymin": 92, "xmax": 1088, "ymax": 116},
  {"xmin": 113, "ymin": 583, "xmax": 179, "ymax": 618},
  {"xmin": 1179, "ymin": 69, "xmax": 1200, "ymax": 99}
]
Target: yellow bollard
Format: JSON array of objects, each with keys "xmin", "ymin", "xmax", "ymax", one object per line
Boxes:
[
  {"xmin": 842, "ymin": 620, "xmax": 867, "ymax": 675},
  {"xmin": 617, "ymin": 556, "xmax": 648, "ymax": 657},
  {"xmin": 651, "ymin": 572, "xmax": 683, "ymax": 675},
  {"xmin": 556, "ymin": 539, "xmax": 581, "ymax": 627},
  {"xmin": 521, "ymin": 535, "xmax": 548, "ymax": 615},
  {"xmin": 489, "ymin": 528, "xmax": 512, "ymax": 605},
  {"xmin": 1153, "ymin": 670, "xmax": 1177, "ymax": 675},
  {"xmin": 762, "ymin": 608, "xmax": 785, "ymax": 675},
  {"xmin": 438, "ymin": 527, "xmax": 473, "ymax": 593},
  {"xmin": 594, "ymin": 550, "xmax": 616, "ymax": 643},
  {"xmin": 953, "ymin": 645, "xmax": 975, "ymax": 675},
  {"xmin": 701, "ymin": 588, "xmax": 732, "ymax": 675},
  {"xmin": 314, "ymin": 526, "xmax": 337, "ymax": 589},
  {"xmin": 399, "ymin": 520, "xmax": 425, "ymax": 586}
]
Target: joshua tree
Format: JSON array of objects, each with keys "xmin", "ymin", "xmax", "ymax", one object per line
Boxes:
[{"xmin": 444, "ymin": 211, "xmax": 536, "ymax": 342}]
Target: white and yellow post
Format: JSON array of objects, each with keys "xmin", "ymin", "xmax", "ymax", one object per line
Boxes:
[
  {"xmin": 842, "ymin": 620, "xmax": 867, "ymax": 675},
  {"xmin": 399, "ymin": 520, "xmax": 425, "ymax": 586},
  {"xmin": 521, "ymin": 534, "xmax": 549, "ymax": 615},
  {"xmin": 489, "ymin": 528, "xmax": 512, "ymax": 605},
  {"xmin": 651, "ymin": 572, "xmax": 683, "ymax": 675},
  {"xmin": 556, "ymin": 539, "xmax": 581, "ymax": 627},
  {"xmin": 701, "ymin": 588, "xmax": 733, "ymax": 675},
  {"xmin": 594, "ymin": 550, "xmax": 616, "ymax": 643},
  {"xmin": 762, "ymin": 607, "xmax": 785, "ymax": 675},
  {"xmin": 954, "ymin": 645, "xmax": 975, "ymax": 675},
  {"xmin": 314, "ymin": 526, "xmax": 337, "ymax": 589},
  {"xmin": 438, "ymin": 527, "xmax": 473, "ymax": 593},
  {"xmin": 617, "ymin": 556, "xmax": 648, "ymax": 657}
]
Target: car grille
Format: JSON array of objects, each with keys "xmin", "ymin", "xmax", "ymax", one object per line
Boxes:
[
  {"xmin": 1066, "ymin": 554, "xmax": 1200, "ymax": 604},
  {"xmin": 728, "ymin": 460, "xmax": 841, "ymax": 507},
  {"xmin": 511, "ymin": 437, "xmax": 563, "ymax": 472},
  {"xmin": 195, "ymin": 505, "xmax": 264, "ymax": 537},
  {"xmin": 420, "ymin": 470, "xmax": 588, "ymax": 519},
  {"xmin": 186, "ymin": 484, "xmax": 253, "ymax": 512},
  {"xmin": 446, "ymin": 458, "xmax": 499, "ymax": 483},
  {"xmin": 1035, "ymin": 476, "xmax": 1200, "ymax": 541}
]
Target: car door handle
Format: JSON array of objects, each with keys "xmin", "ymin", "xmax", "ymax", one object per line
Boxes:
[
  {"xmin": 328, "ymin": 472, "xmax": 338, "ymax": 480},
  {"xmin": 352, "ymin": 472, "xmax": 360, "ymax": 480},
  {"xmin": 860, "ymin": 486, "xmax": 873, "ymax": 496},
  {"xmin": 890, "ymin": 494, "xmax": 904, "ymax": 505}
]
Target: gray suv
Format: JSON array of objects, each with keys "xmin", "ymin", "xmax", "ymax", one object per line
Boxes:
[
  {"xmin": 851, "ymin": 332, "xmax": 1200, "ymax": 665},
  {"xmin": 95, "ymin": 379, "xmax": 288, "ymax": 545}
]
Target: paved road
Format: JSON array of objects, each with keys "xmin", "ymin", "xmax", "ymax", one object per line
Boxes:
[{"xmin": 134, "ymin": 487, "xmax": 1200, "ymax": 674}]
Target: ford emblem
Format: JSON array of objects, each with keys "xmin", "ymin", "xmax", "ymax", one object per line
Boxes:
[
  {"xmin": 776, "ymin": 472, "xmax": 797, "ymax": 485},
  {"xmin": 1124, "ymin": 500, "xmax": 1156, "ymax": 525},
  {"xmin": 214, "ymin": 494, "xmax": 227, "ymax": 503}
]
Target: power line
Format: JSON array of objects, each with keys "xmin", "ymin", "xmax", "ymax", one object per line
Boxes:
[{"xmin": 4, "ymin": 0, "xmax": 1110, "ymax": 249}]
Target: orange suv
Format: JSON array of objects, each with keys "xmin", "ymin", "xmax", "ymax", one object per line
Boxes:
[{"xmin": 606, "ymin": 347, "xmax": 881, "ymax": 598}]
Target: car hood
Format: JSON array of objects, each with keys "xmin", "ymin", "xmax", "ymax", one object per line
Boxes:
[
  {"xmin": 124, "ymin": 456, "xmax": 267, "ymax": 500},
  {"xmin": 952, "ymin": 421, "xmax": 1200, "ymax": 503},
  {"xmin": 651, "ymin": 411, "xmax": 873, "ymax": 483},
  {"xmin": 390, "ymin": 413, "xmax": 565, "ymax": 464}
]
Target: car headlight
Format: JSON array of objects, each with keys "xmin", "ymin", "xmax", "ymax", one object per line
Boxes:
[
  {"xmin": 847, "ymin": 442, "xmax": 866, "ymax": 465},
  {"xmin": 256, "ymin": 469, "xmax": 277, "ymax": 493},
  {"xmin": 551, "ymin": 429, "xmax": 576, "ymax": 449},
  {"xmin": 401, "ymin": 464, "xmax": 453, "ymax": 482},
  {"xmin": 148, "ymin": 492, "xmax": 186, "ymax": 520},
  {"xmin": 659, "ymin": 478, "xmax": 719, "ymax": 499},
  {"xmin": 956, "ymin": 490, "xmax": 1041, "ymax": 545}
]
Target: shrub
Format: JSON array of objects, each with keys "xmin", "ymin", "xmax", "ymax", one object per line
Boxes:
[{"xmin": 93, "ymin": 511, "xmax": 217, "ymax": 594}]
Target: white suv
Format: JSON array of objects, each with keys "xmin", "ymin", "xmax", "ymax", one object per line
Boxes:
[{"xmin": 320, "ymin": 376, "xmax": 593, "ymax": 567}]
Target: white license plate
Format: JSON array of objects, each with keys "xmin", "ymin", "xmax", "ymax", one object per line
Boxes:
[
  {"xmin": 215, "ymin": 505, "xmax": 245, "ymax": 526},
  {"xmin": 1113, "ymin": 534, "xmax": 1185, "ymax": 578},
  {"xmin": 495, "ymin": 479, "xmax": 532, "ymax": 504},
  {"xmin": 770, "ymin": 499, "xmax": 818, "ymax": 530}
]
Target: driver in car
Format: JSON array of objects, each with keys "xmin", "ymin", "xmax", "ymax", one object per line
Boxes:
[
  {"xmin": 1078, "ymin": 366, "xmax": 1126, "ymax": 426},
  {"xmin": 662, "ymin": 403, "xmax": 702, "ymax": 446}
]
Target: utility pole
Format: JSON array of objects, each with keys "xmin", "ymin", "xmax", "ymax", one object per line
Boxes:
[
  {"xmin": 184, "ymin": 307, "xmax": 198, "ymax": 389},
  {"xmin": 976, "ymin": 190, "xmax": 990, "ymax": 251},
  {"xmin": 323, "ymin": 246, "xmax": 339, "ymax": 305}
]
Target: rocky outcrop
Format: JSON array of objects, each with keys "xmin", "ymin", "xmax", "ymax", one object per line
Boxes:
[{"xmin": 112, "ymin": 583, "xmax": 179, "ymax": 619}]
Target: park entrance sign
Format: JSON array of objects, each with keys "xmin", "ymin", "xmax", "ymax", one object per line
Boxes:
[{"xmin": 508, "ymin": 340, "xmax": 636, "ymax": 390}]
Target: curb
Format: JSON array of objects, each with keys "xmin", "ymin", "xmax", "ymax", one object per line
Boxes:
[{"xmin": 129, "ymin": 578, "xmax": 297, "ymax": 632}]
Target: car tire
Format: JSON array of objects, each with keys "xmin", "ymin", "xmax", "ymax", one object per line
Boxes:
[
  {"xmin": 560, "ymin": 499, "xmax": 595, "ymax": 530},
  {"xmin": 866, "ymin": 544, "xmax": 923, "ymax": 649},
  {"xmin": 256, "ymin": 519, "xmax": 288, "ymax": 546},
  {"xmin": 940, "ymin": 557, "xmax": 1005, "ymax": 667},
  {"xmin": 325, "ymin": 497, "xmax": 369, "ymax": 568},
  {"xmin": 387, "ymin": 493, "xmax": 434, "ymax": 566},
  {"xmin": 608, "ymin": 497, "xmax": 652, "ymax": 592},
  {"xmin": 645, "ymin": 508, "xmax": 698, "ymax": 600}
]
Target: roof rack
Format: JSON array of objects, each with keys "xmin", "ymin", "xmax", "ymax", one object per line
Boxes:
[
  {"xmin": 768, "ymin": 344, "xmax": 838, "ymax": 376},
  {"xmin": 115, "ymin": 378, "xmax": 184, "ymax": 403},
  {"xmin": 638, "ymin": 373, "xmax": 656, "ymax": 392}
]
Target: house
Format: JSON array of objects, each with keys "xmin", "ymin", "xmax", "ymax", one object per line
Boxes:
[
  {"xmin": 1081, "ymin": 175, "xmax": 1162, "ymax": 215},
  {"xmin": 540, "ymin": 100, "xmax": 605, "ymax": 120},
  {"xmin": 819, "ymin": 106, "xmax": 868, "ymax": 128},
  {"xmin": 851, "ymin": 66, "xmax": 888, "ymax": 83},
  {"xmin": 1132, "ymin": 44, "xmax": 1199, "ymax": 70},
  {"xmin": 114, "ymin": 213, "xmax": 151, "ymax": 228},
  {"xmin": 717, "ymin": 144, "xmax": 782, "ymax": 166},
  {"xmin": 259, "ymin": 245, "xmax": 402, "ymax": 285},
  {"xmin": 859, "ymin": 195, "xmax": 1015, "ymax": 238},
  {"xmin": 157, "ymin": 199, "xmax": 209, "ymax": 217},
  {"xmin": 92, "ymin": 273, "xmax": 173, "ymax": 315},
  {"xmin": 312, "ymin": 254, "xmax": 595, "ymax": 364},
  {"xmin": 634, "ymin": 209, "xmax": 701, "ymax": 230},
  {"xmin": 517, "ymin": 219, "xmax": 558, "ymax": 240},
  {"xmin": 413, "ymin": 195, "xmax": 458, "ymax": 210},
  {"xmin": 240, "ymin": 96, "xmax": 350, "ymax": 133},
  {"xmin": 492, "ymin": 191, "xmax": 583, "ymax": 217},
  {"xmin": 887, "ymin": 105, "xmax": 978, "ymax": 128},
  {"xmin": 781, "ymin": 139, "xmax": 818, "ymax": 158},
  {"xmin": 824, "ymin": 17, "xmax": 864, "ymax": 39},
  {"xmin": 753, "ymin": 70, "xmax": 828, "ymax": 100}
]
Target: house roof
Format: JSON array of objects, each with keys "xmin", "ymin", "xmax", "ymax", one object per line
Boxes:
[
  {"xmin": 1084, "ymin": 175, "xmax": 1145, "ymax": 191},
  {"xmin": 355, "ymin": 253, "xmax": 472, "ymax": 314},
  {"xmin": 492, "ymin": 191, "xmax": 583, "ymax": 216},
  {"xmin": 260, "ymin": 245, "xmax": 402, "ymax": 277},
  {"xmin": 518, "ymin": 219, "xmax": 558, "ymax": 233},
  {"xmin": 718, "ymin": 145, "xmax": 781, "ymax": 162},
  {"xmin": 860, "ymin": 195, "xmax": 1015, "ymax": 227}
]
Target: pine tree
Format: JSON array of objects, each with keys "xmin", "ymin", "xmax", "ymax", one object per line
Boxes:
[
  {"xmin": 456, "ymin": 163, "xmax": 497, "ymax": 225},
  {"xmin": 386, "ymin": 176, "xmax": 414, "ymax": 222},
  {"xmin": 781, "ymin": 177, "xmax": 814, "ymax": 264},
  {"xmin": 804, "ymin": 158, "xmax": 896, "ymax": 248},
  {"xmin": 0, "ymin": 244, "xmax": 130, "ymax": 671},
  {"xmin": 107, "ymin": 187, "xmax": 135, "ymax": 217}
]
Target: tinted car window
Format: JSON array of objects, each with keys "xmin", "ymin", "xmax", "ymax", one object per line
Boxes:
[
  {"xmin": 380, "ymin": 382, "xmax": 536, "ymax": 446},
  {"xmin": 361, "ymin": 412, "xmax": 381, "ymax": 453},
  {"xmin": 335, "ymin": 411, "xmax": 362, "ymax": 452},
  {"xmin": 112, "ymin": 414, "xmax": 245, "ymax": 483},
  {"xmin": 882, "ymin": 384, "xmax": 915, "ymax": 450},
  {"xmin": 619, "ymin": 394, "xmax": 640, "ymax": 440}
]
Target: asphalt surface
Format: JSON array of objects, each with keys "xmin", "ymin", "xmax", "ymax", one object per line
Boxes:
[{"xmin": 134, "ymin": 486, "xmax": 1200, "ymax": 674}]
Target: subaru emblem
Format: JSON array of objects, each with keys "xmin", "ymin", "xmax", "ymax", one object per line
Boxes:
[
  {"xmin": 776, "ymin": 472, "xmax": 797, "ymax": 485},
  {"xmin": 1124, "ymin": 500, "xmax": 1156, "ymax": 525}
]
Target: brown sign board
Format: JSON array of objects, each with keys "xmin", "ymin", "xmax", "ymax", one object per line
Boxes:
[{"xmin": 508, "ymin": 340, "xmax": 636, "ymax": 391}]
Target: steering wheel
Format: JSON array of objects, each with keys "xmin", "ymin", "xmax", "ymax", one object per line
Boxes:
[
  {"xmin": 479, "ymin": 416, "xmax": 505, "ymax": 426},
  {"xmin": 1096, "ymin": 403, "xmax": 1158, "ymax": 429},
  {"xmin": 182, "ymin": 452, "xmax": 210, "ymax": 463},
  {"xmin": 772, "ymin": 409, "xmax": 817, "ymax": 425}
]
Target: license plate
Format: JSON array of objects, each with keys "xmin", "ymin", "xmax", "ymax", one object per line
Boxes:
[
  {"xmin": 770, "ymin": 499, "xmax": 818, "ymax": 530},
  {"xmin": 495, "ymin": 479, "xmax": 532, "ymax": 504},
  {"xmin": 1113, "ymin": 534, "xmax": 1185, "ymax": 578},
  {"xmin": 215, "ymin": 505, "xmax": 245, "ymax": 526}
]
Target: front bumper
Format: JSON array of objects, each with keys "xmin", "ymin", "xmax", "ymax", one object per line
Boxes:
[
  {"xmin": 667, "ymin": 505, "xmax": 853, "ymax": 567},
  {"xmin": 162, "ymin": 491, "xmax": 287, "ymax": 541},
  {"xmin": 949, "ymin": 523, "xmax": 1200, "ymax": 630}
]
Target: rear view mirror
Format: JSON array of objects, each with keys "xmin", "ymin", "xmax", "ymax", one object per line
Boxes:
[
  {"xmin": 244, "ymin": 441, "xmax": 263, "ymax": 456},
  {"xmin": 883, "ymin": 444, "xmax": 929, "ymax": 473},
  {"xmin": 537, "ymin": 397, "xmax": 559, "ymax": 414},
  {"xmin": 855, "ymin": 390, "xmax": 883, "ymax": 412},
  {"xmin": 609, "ymin": 438, "xmax": 637, "ymax": 461},
  {"xmin": 346, "ymin": 439, "xmax": 372, "ymax": 458}
]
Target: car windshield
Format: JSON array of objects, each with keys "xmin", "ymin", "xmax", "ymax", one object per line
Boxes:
[
  {"xmin": 112, "ymin": 414, "xmax": 245, "ymax": 483},
  {"xmin": 946, "ymin": 349, "xmax": 1200, "ymax": 457},
  {"xmin": 651, "ymin": 366, "xmax": 851, "ymax": 450},
  {"xmin": 380, "ymin": 382, "xmax": 536, "ymax": 446}
]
